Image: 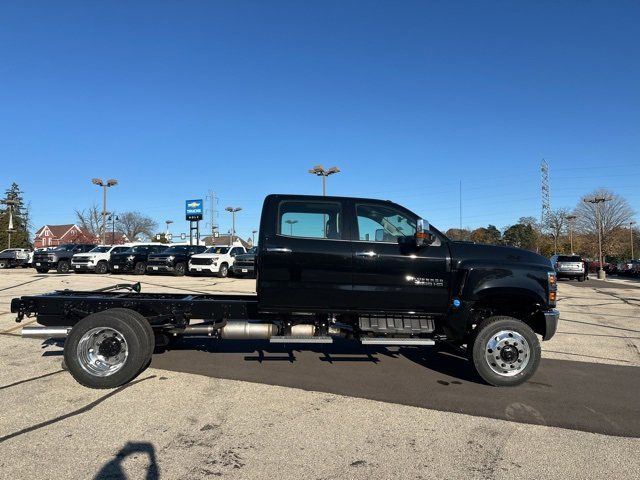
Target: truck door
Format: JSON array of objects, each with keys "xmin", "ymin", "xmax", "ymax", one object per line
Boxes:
[
  {"xmin": 259, "ymin": 199, "xmax": 352, "ymax": 310},
  {"xmin": 351, "ymin": 202, "xmax": 450, "ymax": 313}
]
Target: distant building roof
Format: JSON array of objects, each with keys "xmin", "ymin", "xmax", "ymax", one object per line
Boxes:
[
  {"xmin": 34, "ymin": 224, "xmax": 80, "ymax": 238},
  {"xmin": 201, "ymin": 234, "xmax": 250, "ymax": 248}
]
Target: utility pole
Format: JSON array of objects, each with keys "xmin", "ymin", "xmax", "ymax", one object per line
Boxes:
[
  {"xmin": 252, "ymin": 230, "xmax": 258, "ymax": 245},
  {"xmin": 308, "ymin": 165, "xmax": 340, "ymax": 196},
  {"xmin": 206, "ymin": 190, "xmax": 219, "ymax": 238},
  {"xmin": 566, "ymin": 215, "xmax": 577, "ymax": 254},
  {"xmin": 92, "ymin": 178, "xmax": 118, "ymax": 245},
  {"xmin": 630, "ymin": 221, "xmax": 636, "ymax": 259},
  {"xmin": 584, "ymin": 196, "xmax": 610, "ymax": 280},
  {"xmin": 225, "ymin": 207, "xmax": 242, "ymax": 244}
]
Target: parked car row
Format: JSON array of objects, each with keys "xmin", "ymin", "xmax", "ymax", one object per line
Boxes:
[{"xmin": 26, "ymin": 242, "xmax": 258, "ymax": 277}]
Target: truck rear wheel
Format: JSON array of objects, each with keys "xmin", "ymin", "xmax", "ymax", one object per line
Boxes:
[
  {"xmin": 471, "ymin": 316, "xmax": 540, "ymax": 387},
  {"xmin": 63, "ymin": 309, "xmax": 153, "ymax": 389},
  {"xmin": 134, "ymin": 261, "xmax": 146, "ymax": 275}
]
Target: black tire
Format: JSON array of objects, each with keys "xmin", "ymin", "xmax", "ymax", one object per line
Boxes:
[
  {"xmin": 134, "ymin": 261, "xmax": 146, "ymax": 275},
  {"xmin": 0, "ymin": 261, "xmax": 7, "ymax": 269},
  {"xmin": 471, "ymin": 316, "xmax": 541, "ymax": 387},
  {"xmin": 578, "ymin": 275, "xmax": 585, "ymax": 282},
  {"xmin": 106, "ymin": 308, "xmax": 155, "ymax": 362},
  {"xmin": 57, "ymin": 260, "xmax": 70, "ymax": 273},
  {"xmin": 35, "ymin": 267, "xmax": 49, "ymax": 273},
  {"xmin": 173, "ymin": 262, "xmax": 186, "ymax": 276},
  {"xmin": 63, "ymin": 309, "xmax": 153, "ymax": 389},
  {"xmin": 95, "ymin": 261, "xmax": 109, "ymax": 274},
  {"xmin": 217, "ymin": 263, "xmax": 229, "ymax": 278}
]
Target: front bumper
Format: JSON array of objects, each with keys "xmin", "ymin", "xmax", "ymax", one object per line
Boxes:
[
  {"xmin": 72, "ymin": 263, "xmax": 96, "ymax": 272},
  {"xmin": 109, "ymin": 261, "xmax": 134, "ymax": 272},
  {"xmin": 189, "ymin": 264, "xmax": 219, "ymax": 274},
  {"xmin": 33, "ymin": 260, "xmax": 55, "ymax": 269},
  {"xmin": 147, "ymin": 264, "xmax": 175, "ymax": 273},
  {"xmin": 232, "ymin": 265, "xmax": 255, "ymax": 275},
  {"xmin": 556, "ymin": 271, "xmax": 584, "ymax": 279},
  {"xmin": 542, "ymin": 309, "xmax": 559, "ymax": 341}
]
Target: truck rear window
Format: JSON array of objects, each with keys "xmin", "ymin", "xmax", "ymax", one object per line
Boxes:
[
  {"xmin": 557, "ymin": 256, "xmax": 582, "ymax": 262},
  {"xmin": 278, "ymin": 201, "xmax": 342, "ymax": 240}
]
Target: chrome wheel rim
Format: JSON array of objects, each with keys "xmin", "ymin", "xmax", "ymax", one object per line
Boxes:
[
  {"xmin": 484, "ymin": 330, "xmax": 530, "ymax": 377},
  {"xmin": 77, "ymin": 327, "xmax": 129, "ymax": 377}
]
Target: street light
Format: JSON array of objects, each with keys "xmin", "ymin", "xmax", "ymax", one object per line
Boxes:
[
  {"xmin": 308, "ymin": 165, "xmax": 340, "ymax": 196},
  {"xmin": 566, "ymin": 214, "xmax": 577, "ymax": 254},
  {"xmin": 584, "ymin": 196, "xmax": 610, "ymax": 280},
  {"xmin": 92, "ymin": 178, "xmax": 118, "ymax": 245},
  {"xmin": 285, "ymin": 219, "xmax": 298, "ymax": 235},
  {"xmin": 165, "ymin": 220, "xmax": 173, "ymax": 236},
  {"xmin": 225, "ymin": 207, "xmax": 242, "ymax": 244},
  {"xmin": 630, "ymin": 221, "xmax": 636, "ymax": 260},
  {"xmin": 252, "ymin": 229, "xmax": 258, "ymax": 245}
]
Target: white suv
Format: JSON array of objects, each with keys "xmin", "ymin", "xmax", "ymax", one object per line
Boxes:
[
  {"xmin": 188, "ymin": 245, "xmax": 246, "ymax": 277},
  {"xmin": 71, "ymin": 245, "xmax": 132, "ymax": 274}
]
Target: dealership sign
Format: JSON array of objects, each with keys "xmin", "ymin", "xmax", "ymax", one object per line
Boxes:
[{"xmin": 185, "ymin": 199, "xmax": 203, "ymax": 221}]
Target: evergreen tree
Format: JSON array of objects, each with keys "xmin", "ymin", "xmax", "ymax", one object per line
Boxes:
[{"xmin": 0, "ymin": 182, "xmax": 31, "ymax": 249}]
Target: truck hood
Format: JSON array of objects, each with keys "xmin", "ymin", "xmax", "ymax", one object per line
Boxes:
[
  {"xmin": 449, "ymin": 242, "xmax": 553, "ymax": 270},
  {"xmin": 190, "ymin": 253, "xmax": 220, "ymax": 259}
]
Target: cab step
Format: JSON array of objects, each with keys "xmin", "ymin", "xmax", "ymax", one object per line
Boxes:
[
  {"xmin": 270, "ymin": 335, "xmax": 334, "ymax": 344},
  {"xmin": 360, "ymin": 338, "xmax": 435, "ymax": 346}
]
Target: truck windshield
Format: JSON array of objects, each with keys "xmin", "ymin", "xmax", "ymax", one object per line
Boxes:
[
  {"xmin": 125, "ymin": 246, "xmax": 149, "ymax": 253},
  {"xmin": 163, "ymin": 246, "xmax": 189, "ymax": 254},
  {"xmin": 89, "ymin": 246, "xmax": 111, "ymax": 253},
  {"xmin": 205, "ymin": 247, "xmax": 229, "ymax": 254},
  {"xmin": 52, "ymin": 245, "xmax": 77, "ymax": 252}
]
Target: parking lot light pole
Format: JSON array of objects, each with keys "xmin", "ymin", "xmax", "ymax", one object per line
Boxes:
[
  {"xmin": 566, "ymin": 214, "xmax": 577, "ymax": 254},
  {"xmin": 308, "ymin": 165, "xmax": 340, "ymax": 196},
  {"xmin": 630, "ymin": 221, "xmax": 636, "ymax": 259},
  {"xmin": 285, "ymin": 219, "xmax": 298, "ymax": 235},
  {"xmin": 225, "ymin": 207, "xmax": 242, "ymax": 244},
  {"xmin": 252, "ymin": 229, "xmax": 258, "ymax": 245},
  {"xmin": 165, "ymin": 220, "xmax": 173, "ymax": 237},
  {"xmin": 3, "ymin": 199, "xmax": 16, "ymax": 249},
  {"xmin": 107, "ymin": 213, "xmax": 119, "ymax": 244},
  {"xmin": 92, "ymin": 178, "xmax": 118, "ymax": 245},
  {"xmin": 584, "ymin": 197, "xmax": 610, "ymax": 280}
]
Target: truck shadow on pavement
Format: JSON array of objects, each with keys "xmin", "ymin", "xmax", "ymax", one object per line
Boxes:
[{"xmin": 93, "ymin": 442, "xmax": 159, "ymax": 480}]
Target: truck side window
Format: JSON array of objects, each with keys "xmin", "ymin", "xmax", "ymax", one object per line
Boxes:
[
  {"xmin": 279, "ymin": 201, "xmax": 342, "ymax": 240},
  {"xmin": 356, "ymin": 204, "xmax": 416, "ymax": 242}
]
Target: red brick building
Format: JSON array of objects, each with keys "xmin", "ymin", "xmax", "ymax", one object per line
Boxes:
[{"xmin": 33, "ymin": 224, "xmax": 93, "ymax": 249}]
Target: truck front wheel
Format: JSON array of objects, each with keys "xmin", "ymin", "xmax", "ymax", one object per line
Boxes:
[
  {"xmin": 63, "ymin": 309, "xmax": 153, "ymax": 389},
  {"xmin": 471, "ymin": 316, "xmax": 541, "ymax": 387},
  {"xmin": 57, "ymin": 260, "xmax": 70, "ymax": 273}
]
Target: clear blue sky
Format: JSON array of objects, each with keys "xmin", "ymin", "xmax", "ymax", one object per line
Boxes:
[{"xmin": 1, "ymin": 0, "xmax": 639, "ymax": 241}]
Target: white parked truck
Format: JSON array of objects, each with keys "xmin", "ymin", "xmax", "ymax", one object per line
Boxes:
[
  {"xmin": 188, "ymin": 244, "xmax": 246, "ymax": 277},
  {"xmin": 71, "ymin": 245, "xmax": 133, "ymax": 274}
]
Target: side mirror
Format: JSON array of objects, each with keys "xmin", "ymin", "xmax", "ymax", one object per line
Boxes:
[{"xmin": 416, "ymin": 218, "xmax": 435, "ymax": 246}]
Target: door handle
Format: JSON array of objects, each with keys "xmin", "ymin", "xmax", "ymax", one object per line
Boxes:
[
  {"xmin": 356, "ymin": 251, "xmax": 378, "ymax": 258},
  {"xmin": 265, "ymin": 247, "xmax": 292, "ymax": 253}
]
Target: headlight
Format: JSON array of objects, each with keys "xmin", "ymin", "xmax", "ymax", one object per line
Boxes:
[
  {"xmin": 166, "ymin": 256, "xmax": 175, "ymax": 262},
  {"xmin": 127, "ymin": 255, "xmax": 135, "ymax": 261}
]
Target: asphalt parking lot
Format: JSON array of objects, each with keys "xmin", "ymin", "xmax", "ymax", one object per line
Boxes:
[{"xmin": 1, "ymin": 269, "xmax": 639, "ymax": 479}]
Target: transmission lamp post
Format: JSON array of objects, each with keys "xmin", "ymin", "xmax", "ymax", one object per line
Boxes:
[
  {"xmin": 92, "ymin": 178, "xmax": 118, "ymax": 245},
  {"xmin": 308, "ymin": 165, "xmax": 340, "ymax": 196},
  {"xmin": 566, "ymin": 214, "xmax": 577, "ymax": 254},
  {"xmin": 584, "ymin": 197, "xmax": 610, "ymax": 280},
  {"xmin": 225, "ymin": 207, "xmax": 242, "ymax": 244},
  {"xmin": 630, "ymin": 221, "xmax": 636, "ymax": 260}
]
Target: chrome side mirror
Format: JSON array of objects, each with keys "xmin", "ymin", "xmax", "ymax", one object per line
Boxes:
[{"xmin": 416, "ymin": 218, "xmax": 435, "ymax": 246}]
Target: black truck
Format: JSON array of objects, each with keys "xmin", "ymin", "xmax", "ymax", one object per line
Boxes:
[
  {"xmin": 146, "ymin": 244, "xmax": 207, "ymax": 276},
  {"xmin": 32, "ymin": 243, "xmax": 96, "ymax": 273},
  {"xmin": 232, "ymin": 246, "xmax": 258, "ymax": 277},
  {"xmin": 109, "ymin": 244, "xmax": 169, "ymax": 274},
  {"xmin": 12, "ymin": 194, "xmax": 558, "ymax": 389}
]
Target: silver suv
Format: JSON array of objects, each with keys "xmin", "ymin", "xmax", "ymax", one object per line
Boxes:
[{"xmin": 551, "ymin": 255, "xmax": 587, "ymax": 282}]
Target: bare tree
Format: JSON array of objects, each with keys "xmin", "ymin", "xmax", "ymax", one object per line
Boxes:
[
  {"xmin": 545, "ymin": 208, "xmax": 570, "ymax": 253},
  {"xmin": 116, "ymin": 212, "xmax": 157, "ymax": 241},
  {"xmin": 75, "ymin": 204, "xmax": 102, "ymax": 238},
  {"xmin": 573, "ymin": 189, "xmax": 635, "ymax": 256}
]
